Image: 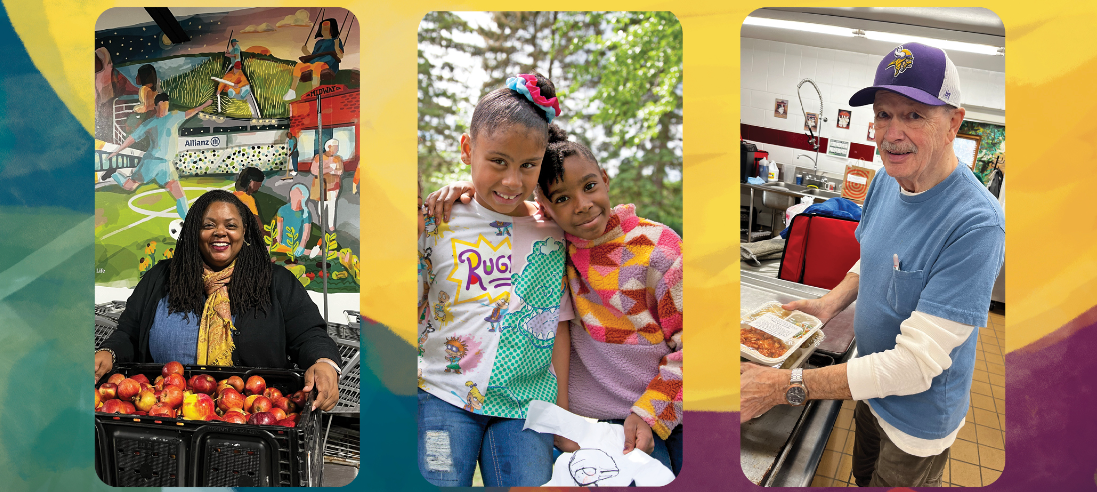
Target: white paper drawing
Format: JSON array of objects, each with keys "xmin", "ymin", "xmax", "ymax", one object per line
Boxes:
[{"xmin": 523, "ymin": 400, "xmax": 675, "ymax": 487}]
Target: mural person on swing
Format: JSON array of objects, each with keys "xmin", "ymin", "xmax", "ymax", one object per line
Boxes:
[{"xmin": 283, "ymin": 17, "xmax": 344, "ymax": 101}]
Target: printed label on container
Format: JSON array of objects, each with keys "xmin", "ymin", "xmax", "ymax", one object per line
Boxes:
[
  {"xmin": 847, "ymin": 174, "xmax": 868, "ymax": 185},
  {"xmin": 749, "ymin": 313, "xmax": 802, "ymax": 341}
]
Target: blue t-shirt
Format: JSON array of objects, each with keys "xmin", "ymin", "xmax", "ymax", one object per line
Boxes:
[
  {"xmin": 853, "ymin": 163, "xmax": 1005, "ymax": 439},
  {"xmin": 311, "ymin": 38, "xmax": 344, "ymax": 73},
  {"xmin": 277, "ymin": 202, "xmax": 311, "ymax": 248},
  {"xmin": 129, "ymin": 111, "xmax": 188, "ymax": 163}
]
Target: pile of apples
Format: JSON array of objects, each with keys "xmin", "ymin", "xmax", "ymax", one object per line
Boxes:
[{"xmin": 95, "ymin": 361, "xmax": 308, "ymax": 428}]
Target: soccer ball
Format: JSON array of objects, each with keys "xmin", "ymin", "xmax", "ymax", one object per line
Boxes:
[{"xmin": 168, "ymin": 219, "xmax": 184, "ymax": 240}]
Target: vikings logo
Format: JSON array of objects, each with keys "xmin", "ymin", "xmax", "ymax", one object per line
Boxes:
[{"xmin": 885, "ymin": 46, "xmax": 914, "ymax": 77}]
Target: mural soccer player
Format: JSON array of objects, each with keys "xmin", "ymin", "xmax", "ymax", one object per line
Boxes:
[{"xmin": 104, "ymin": 93, "xmax": 213, "ymax": 219}]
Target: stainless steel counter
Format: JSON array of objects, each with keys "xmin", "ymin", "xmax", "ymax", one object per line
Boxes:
[{"xmin": 740, "ymin": 272, "xmax": 857, "ymax": 486}]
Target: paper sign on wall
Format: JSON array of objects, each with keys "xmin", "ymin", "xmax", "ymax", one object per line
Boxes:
[{"xmin": 826, "ymin": 138, "xmax": 851, "ymax": 158}]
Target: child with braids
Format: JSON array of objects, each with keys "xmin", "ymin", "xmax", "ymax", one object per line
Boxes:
[
  {"xmin": 427, "ymin": 132, "xmax": 684, "ymax": 476},
  {"xmin": 417, "ymin": 73, "xmax": 574, "ymax": 487}
]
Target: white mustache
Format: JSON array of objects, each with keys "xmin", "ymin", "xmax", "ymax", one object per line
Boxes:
[{"xmin": 881, "ymin": 141, "xmax": 917, "ymax": 154}]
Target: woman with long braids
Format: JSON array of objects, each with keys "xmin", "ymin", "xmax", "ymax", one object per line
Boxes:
[{"xmin": 94, "ymin": 190, "xmax": 342, "ymax": 411}]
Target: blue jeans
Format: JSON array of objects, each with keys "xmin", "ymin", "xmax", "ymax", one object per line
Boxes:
[{"xmin": 417, "ymin": 389, "xmax": 552, "ymax": 487}]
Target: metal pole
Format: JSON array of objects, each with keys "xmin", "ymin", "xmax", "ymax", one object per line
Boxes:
[{"xmin": 316, "ymin": 91, "xmax": 328, "ymax": 324}]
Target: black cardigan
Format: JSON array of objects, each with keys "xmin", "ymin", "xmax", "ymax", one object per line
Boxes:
[{"xmin": 101, "ymin": 259, "xmax": 342, "ymax": 369}]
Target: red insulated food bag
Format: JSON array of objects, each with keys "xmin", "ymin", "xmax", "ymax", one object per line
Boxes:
[{"xmin": 778, "ymin": 214, "xmax": 860, "ymax": 290}]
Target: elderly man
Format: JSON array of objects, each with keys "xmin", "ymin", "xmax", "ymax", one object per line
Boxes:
[{"xmin": 740, "ymin": 43, "xmax": 1004, "ymax": 487}]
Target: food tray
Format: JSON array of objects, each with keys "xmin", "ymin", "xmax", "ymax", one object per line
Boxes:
[
  {"xmin": 95, "ymin": 363, "xmax": 323, "ymax": 487},
  {"xmin": 740, "ymin": 301, "xmax": 824, "ymax": 366}
]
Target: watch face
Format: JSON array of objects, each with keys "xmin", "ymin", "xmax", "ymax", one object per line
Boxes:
[{"xmin": 786, "ymin": 385, "xmax": 807, "ymax": 406}]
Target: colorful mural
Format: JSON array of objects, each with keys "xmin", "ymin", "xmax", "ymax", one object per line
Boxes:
[
  {"xmin": 94, "ymin": 7, "xmax": 360, "ymax": 293},
  {"xmin": 959, "ymin": 120, "xmax": 1006, "ymax": 184}
]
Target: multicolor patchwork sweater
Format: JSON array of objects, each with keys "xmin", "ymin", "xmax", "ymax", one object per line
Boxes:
[{"xmin": 565, "ymin": 204, "xmax": 684, "ymax": 439}]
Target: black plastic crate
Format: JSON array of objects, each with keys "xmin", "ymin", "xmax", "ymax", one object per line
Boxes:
[{"xmin": 95, "ymin": 363, "xmax": 323, "ymax": 487}]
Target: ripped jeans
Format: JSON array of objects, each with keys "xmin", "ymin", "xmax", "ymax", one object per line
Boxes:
[{"xmin": 417, "ymin": 389, "xmax": 553, "ymax": 486}]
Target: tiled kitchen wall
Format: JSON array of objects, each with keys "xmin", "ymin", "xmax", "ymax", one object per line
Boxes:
[{"xmin": 740, "ymin": 37, "xmax": 1006, "ymax": 178}]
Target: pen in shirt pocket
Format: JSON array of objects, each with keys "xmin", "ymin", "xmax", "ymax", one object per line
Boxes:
[{"xmin": 893, "ymin": 254, "xmax": 900, "ymax": 271}]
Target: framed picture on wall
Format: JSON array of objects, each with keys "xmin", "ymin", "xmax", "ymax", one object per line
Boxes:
[
  {"xmin": 774, "ymin": 99, "xmax": 788, "ymax": 118},
  {"xmin": 954, "ymin": 133, "xmax": 982, "ymax": 170},
  {"xmin": 804, "ymin": 112, "xmax": 818, "ymax": 133},
  {"xmin": 837, "ymin": 109, "xmax": 851, "ymax": 129},
  {"xmin": 867, "ymin": 122, "xmax": 875, "ymax": 140}
]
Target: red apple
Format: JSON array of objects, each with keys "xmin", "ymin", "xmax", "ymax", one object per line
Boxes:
[
  {"xmin": 94, "ymin": 390, "xmax": 102, "ymax": 410},
  {"xmin": 276, "ymin": 419, "xmax": 297, "ymax": 428},
  {"xmin": 188, "ymin": 375, "xmax": 216, "ymax": 395},
  {"xmin": 182, "ymin": 393, "xmax": 216, "ymax": 420},
  {"xmin": 162, "ymin": 361, "xmax": 184, "ymax": 378},
  {"xmin": 286, "ymin": 413, "xmax": 299, "ymax": 423},
  {"xmin": 117, "ymin": 378, "xmax": 142, "ymax": 401},
  {"xmin": 226, "ymin": 376, "xmax": 245, "ymax": 393},
  {"xmin": 148, "ymin": 403, "xmax": 175, "ymax": 418},
  {"xmin": 247, "ymin": 412, "xmax": 278, "ymax": 426},
  {"xmin": 245, "ymin": 375, "xmax": 266, "ymax": 396},
  {"xmin": 216, "ymin": 380, "xmax": 234, "ymax": 395},
  {"xmin": 100, "ymin": 399, "xmax": 124, "ymax": 414},
  {"xmin": 140, "ymin": 382, "xmax": 154, "ymax": 394},
  {"xmin": 270, "ymin": 407, "xmax": 287, "ymax": 421},
  {"xmin": 159, "ymin": 385, "xmax": 184, "ymax": 409},
  {"xmin": 119, "ymin": 401, "xmax": 136, "ymax": 415},
  {"xmin": 263, "ymin": 387, "xmax": 283, "ymax": 400},
  {"xmin": 243, "ymin": 394, "xmax": 260, "ymax": 413},
  {"xmin": 271, "ymin": 396, "xmax": 296, "ymax": 414},
  {"xmin": 131, "ymin": 374, "xmax": 150, "ymax": 386},
  {"xmin": 251, "ymin": 396, "xmax": 273, "ymax": 414},
  {"xmin": 222, "ymin": 411, "xmax": 248, "ymax": 424},
  {"xmin": 217, "ymin": 388, "xmax": 245, "ymax": 413},
  {"xmin": 135, "ymin": 411, "xmax": 148, "ymax": 416},
  {"xmin": 107, "ymin": 373, "xmax": 126, "ymax": 385},
  {"xmin": 154, "ymin": 376, "xmax": 165, "ymax": 391},
  {"xmin": 289, "ymin": 390, "xmax": 307, "ymax": 407},
  {"xmin": 134, "ymin": 389, "xmax": 158, "ymax": 412},
  {"xmin": 98, "ymin": 383, "xmax": 118, "ymax": 401},
  {"xmin": 164, "ymin": 374, "xmax": 186, "ymax": 389}
]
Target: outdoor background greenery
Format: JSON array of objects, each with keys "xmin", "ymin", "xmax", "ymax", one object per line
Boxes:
[{"xmin": 418, "ymin": 11, "xmax": 684, "ymax": 235}]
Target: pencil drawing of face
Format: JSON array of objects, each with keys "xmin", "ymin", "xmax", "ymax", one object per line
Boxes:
[{"xmin": 569, "ymin": 449, "xmax": 620, "ymax": 486}]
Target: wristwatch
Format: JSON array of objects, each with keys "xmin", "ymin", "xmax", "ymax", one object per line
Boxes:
[{"xmin": 785, "ymin": 368, "xmax": 808, "ymax": 406}]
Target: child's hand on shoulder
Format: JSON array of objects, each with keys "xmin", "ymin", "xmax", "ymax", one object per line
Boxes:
[
  {"xmin": 426, "ymin": 181, "xmax": 475, "ymax": 223},
  {"xmin": 623, "ymin": 413, "xmax": 655, "ymax": 455}
]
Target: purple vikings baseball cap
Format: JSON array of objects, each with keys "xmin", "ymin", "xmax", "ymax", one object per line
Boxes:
[{"xmin": 849, "ymin": 42, "xmax": 962, "ymax": 108}]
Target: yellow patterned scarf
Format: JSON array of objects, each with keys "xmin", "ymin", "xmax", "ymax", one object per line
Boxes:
[{"xmin": 197, "ymin": 261, "xmax": 236, "ymax": 366}]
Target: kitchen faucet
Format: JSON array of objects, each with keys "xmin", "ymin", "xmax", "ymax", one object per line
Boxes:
[{"xmin": 797, "ymin": 154, "xmax": 827, "ymax": 189}]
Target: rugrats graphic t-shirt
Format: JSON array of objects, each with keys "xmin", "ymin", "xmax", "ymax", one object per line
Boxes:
[{"xmin": 418, "ymin": 199, "xmax": 573, "ymax": 418}]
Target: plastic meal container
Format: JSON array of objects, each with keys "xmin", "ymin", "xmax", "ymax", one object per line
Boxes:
[{"xmin": 740, "ymin": 301, "xmax": 825, "ymax": 366}]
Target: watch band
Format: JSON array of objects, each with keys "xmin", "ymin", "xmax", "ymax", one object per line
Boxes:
[{"xmin": 791, "ymin": 367, "xmax": 804, "ymax": 384}]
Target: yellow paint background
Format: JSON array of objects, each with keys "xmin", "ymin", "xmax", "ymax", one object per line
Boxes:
[{"xmin": 11, "ymin": 1, "xmax": 1086, "ymax": 413}]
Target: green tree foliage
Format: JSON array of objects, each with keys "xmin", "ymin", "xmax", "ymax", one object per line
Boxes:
[
  {"xmin": 418, "ymin": 12, "xmax": 683, "ymax": 235},
  {"xmin": 418, "ymin": 12, "xmax": 477, "ymax": 189}
]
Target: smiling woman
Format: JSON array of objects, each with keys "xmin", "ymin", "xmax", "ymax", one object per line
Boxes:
[{"xmin": 95, "ymin": 190, "xmax": 343, "ymax": 410}]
